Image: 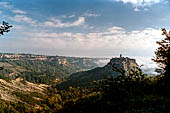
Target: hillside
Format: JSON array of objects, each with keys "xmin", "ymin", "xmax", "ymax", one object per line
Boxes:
[
  {"xmin": 0, "ymin": 53, "xmax": 108, "ymax": 84},
  {"xmin": 57, "ymin": 57, "xmax": 140, "ymax": 89},
  {"xmin": 0, "ymin": 55, "xmax": 168, "ymax": 113},
  {"xmin": 0, "ymin": 77, "xmax": 48, "ymax": 112}
]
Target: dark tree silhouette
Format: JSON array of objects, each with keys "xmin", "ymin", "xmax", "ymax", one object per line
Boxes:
[
  {"xmin": 0, "ymin": 21, "xmax": 12, "ymax": 70},
  {"xmin": 0, "ymin": 21, "xmax": 12, "ymax": 36},
  {"xmin": 153, "ymin": 28, "xmax": 170, "ymax": 77}
]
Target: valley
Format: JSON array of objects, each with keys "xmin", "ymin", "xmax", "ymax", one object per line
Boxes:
[
  {"xmin": 0, "ymin": 53, "xmax": 167, "ymax": 113},
  {"xmin": 0, "ymin": 53, "xmax": 108, "ymax": 84},
  {"xmin": 0, "ymin": 53, "xmax": 146, "ymax": 112},
  {"xmin": 0, "ymin": 0, "xmax": 169, "ymax": 112}
]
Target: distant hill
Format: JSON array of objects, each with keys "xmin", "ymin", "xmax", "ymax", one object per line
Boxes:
[
  {"xmin": 57, "ymin": 57, "xmax": 140, "ymax": 89},
  {"xmin": 0, "ymin": 53, "xmax": 108, "ymax": 84}
]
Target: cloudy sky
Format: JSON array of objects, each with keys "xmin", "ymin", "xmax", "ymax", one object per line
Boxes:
[{"xmin": 0, "ymin": 0, "xmax": 170, "ymax": 63}]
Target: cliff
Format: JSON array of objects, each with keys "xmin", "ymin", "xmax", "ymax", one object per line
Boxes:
[
  {"xmin": 57, "ymin": 57, "xmax": 140, "ymax": 89},
  {"xmin": 108, "ymin": 57, "xmax": 139, "ymax": 76}
]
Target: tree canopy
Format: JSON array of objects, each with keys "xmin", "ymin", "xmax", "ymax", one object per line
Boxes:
[
  {"xmin": 153, "ymin": 28, "xmax": 170, "ymax": 77},
  {"xmin": 0, "ymin": 21, "xmax": 12, "ymax": 36}
]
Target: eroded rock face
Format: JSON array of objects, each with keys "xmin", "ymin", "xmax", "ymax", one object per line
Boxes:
[
  {"xmin": 57, "ymin": 57, "xmax": 140, "ymax": 89},
  {"xmin": 108, "ymin": 57, "xmax": 139, "ymax": 76}
]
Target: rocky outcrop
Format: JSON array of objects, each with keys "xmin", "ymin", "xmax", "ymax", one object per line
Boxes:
[
  {"xmin": 57, "ymin": 57, "xmax": 140, "ymax": 89},
  {"xmin": 107, "ymin": 57, "xmax": 139, "ymax": 76}
]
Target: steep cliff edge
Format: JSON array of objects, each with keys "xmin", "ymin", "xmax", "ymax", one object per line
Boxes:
[
  {"xmin": 57, "ymin": 57, "xmax": 140, "ymax": 89},
  {"xmin": 109, "ymin": 57, "xmax": 139, "ymax": 76}
]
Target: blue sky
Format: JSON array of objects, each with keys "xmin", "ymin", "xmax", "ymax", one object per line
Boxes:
[{"xmin": 0, "ymin": 0, "xmax": 169, "ymax": 61}]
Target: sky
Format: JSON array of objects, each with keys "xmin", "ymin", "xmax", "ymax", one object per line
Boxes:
[{"xmin": 0, "ymin": 0, "xmax": 170, "ymax": 68}]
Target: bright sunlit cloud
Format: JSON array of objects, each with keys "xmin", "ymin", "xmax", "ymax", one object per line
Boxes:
[
  {"xmin": 11, "ymin": 9, "xmax": 26, "ymax": 14},
  {"xmin": 6, "ymin": 25, "xmax": 162, "ymax": 58},
  {"xmin": 115, "ymin": 0, "xmax": 165, "ymax": 6},
  {"xmin": 42, "ymin": 17, "xmax": 85, "ymax": 28},
  {"xmin": 0, "ymin": 0, "xmax": 169, "ymax": 60},
  {"xmin": 113, "ymin": 0, "xmax": 168, "ymax": 11}
]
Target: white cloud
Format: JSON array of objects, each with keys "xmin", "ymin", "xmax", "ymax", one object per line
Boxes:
[
  {"xmin": 72, "ymin": 17, "xmax": 85, "ymax": 26},
  {"xmin": 36, "ymin": 32, "xmax": 73, "ymax": 38},
  {"xmin": 107, "ymin": 26, "xmax": 126, "ymax": 34},
  {"xmin": 12, "ymin": 9, "xmax": 26, "ymax": 14},
  {"xmin": 68, "ymin": 15, "xmax": 76, "ymax": 18},
  {"xmin": 61, "ymin": 14, "xmax": 76, "ymax": 18},
  {"xmin": 43, "ymin": 17, "xmax": 85, "ymax": 28},
  {"xmin": 115, "ymin": 0, "xmax": 163, "ymax": 6},
  {"xmin": 0, "ymin": 2, "xmax": 12, "ymax": 9},
  {"xmin": 114, "ymin": 0, "xmax": 166, "ymax": 11},
  {"xmin": 83, "ymin": 12, "xmax": 100, "ymax": 17},
  {"xmin": 134, "ymin": 56, "xmax": 158, "ymax": 75},
  {"xmin": 9, "ymin": 15, "xmax": 85, "ymax": 28},
  {"xmin": 134, "ymin": 7, "xmax": 140, "ymax": 11},
  {"xmin": 10, "ymin": 15, "xmax": 36, "ymax": 24},
  {"xmin": 13, "ymin": 26, "xmax": 162, "ymax": 58},
  {"xmin": 0, "ymin": 2, "xmax": 27, "ymax": 16}
]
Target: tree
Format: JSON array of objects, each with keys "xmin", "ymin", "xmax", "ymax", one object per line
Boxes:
[
  {"xmin": 0, "ymin": 21, "xmax": 12, "ymax": 36},
  {"xmin": 0, "ymin": 21, "xmax": 12, "ymax": 70},
  {"xmin": 153, "ymin": 28, "xmax": 170, "ymax": 77}
]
